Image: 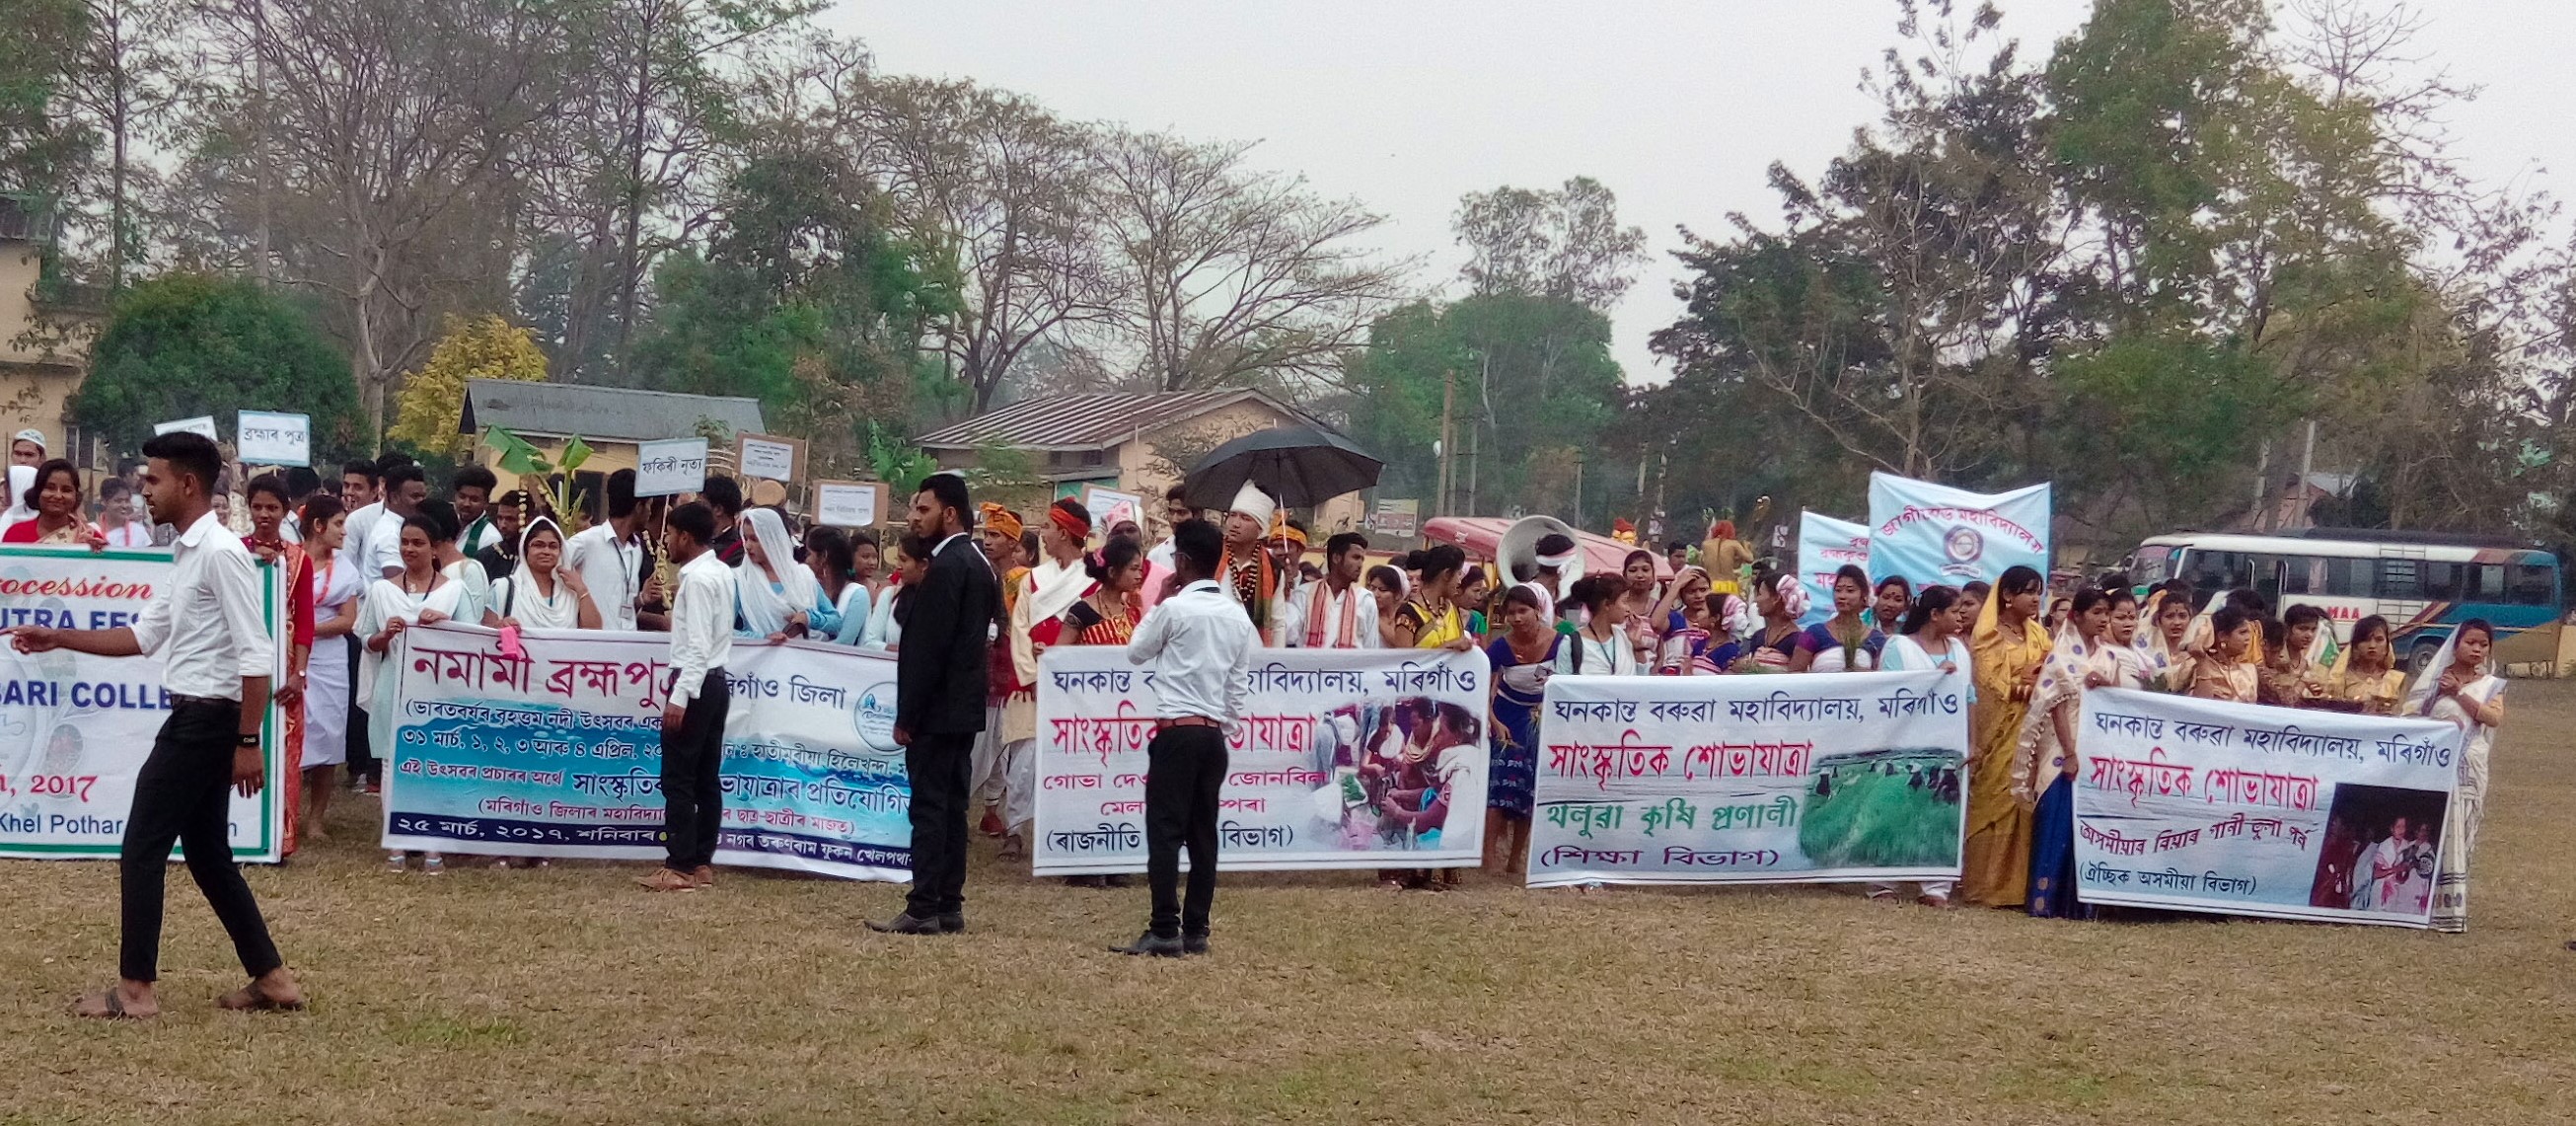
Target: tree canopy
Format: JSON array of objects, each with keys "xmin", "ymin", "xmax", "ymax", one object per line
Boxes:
[{"xmin": 74, "ymin": 272, "xmax": 362, "ymax": 458}]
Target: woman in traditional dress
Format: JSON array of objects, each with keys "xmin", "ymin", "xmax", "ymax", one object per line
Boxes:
[
  {"xmin": 2408, "ymin": 620, "xmax": 2506, "ymax": 934},
  {"xmin": 2137, "ymin": 583, "xmax": 2195, "ymax": 690},
  {"xmin": 1485, "ymin": 584, "xmax": 1561, "ymax": 876},
  {"xmin": 485, "ymin": 518, "xmax": 602, "ymax": 631},
  {"xmin": 1616, "ymin": 550, "xmax": 1661, "ymax": 664},
  {"xmin": 1871, "ymin": 584, "xmax": 1976, "ymax": 907},
  {"xmin": 243, "ymin": 476, "xmax": 314, "ymax": 856},
  {"xmin": 735, "ymin": 507, "xmax": 837, "ymax": 641},
  {"xmin": 296, "ymin": 496, "xmax": 359, "ymax": 843},
  {"xmin": 1790, "ymin": 564, "xmax": 1886, "ymax": 673},
  {"xmin": 1366, "ymin": 565, "xmax": 1408, "ymax": 649},
  {"xmin": 1962, "ymin": 563, "xmax": 2048, "ymax": 908},
  {"xmin": 1730, "ymin": 570, "xmax": 1808, "ymax": 673},
  {"xmin": 803, "ymin": 526, "xmax": 870, "ymax": 645},
  {"xmin": 361, "ymin": 514, "xmax": 465, "ymax": 874},
  {"xmin": 2016, "ymin": 588, "xmax": 2154, "ymax": 919},
  {"xmin": 1457, "ymin": 564, "xmax": 1493, "ymax": 641},
  {"xmin": 861, "ymin": 533, "xmax": 934, "ymax": 651},
  {"xmin": 1389, "ymin": 545, "xmax": 1476, "ymax": 652},
  {"xmin": 2179, "ymin": 607, "xmax": 2260, "ymax": 702},
  {"xmin": 2327, "ymin": 616, "xmax": 2405, "ymax": 715},
  {"xmin": 416, "ymin": 499, "xmax": 490, "ymax": 626},
  {"xmin": 1552, "ymin": 575, "xmax": 1640, "ymax": 676},
  {"xmin": 1647, "ymin": 565, "xmax": 1730, "ymax": 675},
  {"xmin": 1871, "ymin": 575, "xmax": 1912, "ymax": 637},
  {"xmin": 2, "ymin": 458, "xmax": 102, "ymax": 545},
  {"xmin": 1065, "ymin": 537, "xmax": 1145, "ymax": 646}
]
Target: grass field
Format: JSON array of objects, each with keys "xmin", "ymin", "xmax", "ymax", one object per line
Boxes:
[{"xmin": 9, "ymin": 685, "xmax": 2576, "ymax": 1125}]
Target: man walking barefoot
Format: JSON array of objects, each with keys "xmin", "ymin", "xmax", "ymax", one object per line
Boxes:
[
  {"xmin": 7, "ymin": 431, "xmax": 304, "ymax": 1018},
  {"xmin": 870, "ymin": 473, "xmax": 999, "ymax": 936},
  {"xmin": 1113, "ymin": 519, "xmax": 1256, "ymax": 957}
]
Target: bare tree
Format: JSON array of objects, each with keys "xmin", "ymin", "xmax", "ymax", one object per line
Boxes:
[
  {"xmin": 1454, "ymin": 177, "xmax": 1648, "ymax": 312},
  {"xmin": 60, "ymin": 0, "xmax": 194, "ymax": 290},
  {"xmin": 1091, "ymin": 130, "xmax": 1412, "ymax": 394}
]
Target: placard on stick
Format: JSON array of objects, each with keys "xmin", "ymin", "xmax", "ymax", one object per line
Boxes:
[
  {"xmin": 153, "ymin": 415, "xmax": 220, "ymax": 441},
  {"xmin": 812, "ymin": 480, "xmax": 890, "ymax": 528},
  {"xmin": 737, "ymin": 432, "xmax": 805, "ymax": 483},
  {"xmin": 236, "ymin": 411, "xmax": 311, "ymax": 467},
  {"xmin": 634, "ymin": 438, "xmax": 709, "ymax": 497}
]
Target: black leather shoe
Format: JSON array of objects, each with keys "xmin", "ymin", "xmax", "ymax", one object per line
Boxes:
[
  {"xmin": 1111, "ymin": 932, "xmax": 1185, "ymax": 957},
  {"xmin": 938, "ymin": 913, "xmax": 965, "ymax": 934},
  {"xmin": 866, "ymin": 913, "xmax": 944, "ymax": 936},
  {"xmin": 1182, "ymin": 933, "xmax": 1210, "ymax": 956}
]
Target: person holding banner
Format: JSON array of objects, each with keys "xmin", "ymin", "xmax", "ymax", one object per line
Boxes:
[
  {"xmin": 1111, "ymin": 519, "xmax": 1257, "ymax": 957},
  {"xmin": 1870, "ymin": 584, "xmax": 1975, "ymax": 907},
  {"xmin": 486, "ymin": 518, "xmax": 601, "ymax": 631},
  {"xmin": 2, "ymin": 459, "xmax": 103, "ymax": 545},
  {"xmin": 802, "ymin": 527, "xmax": 870, "ymax": 645},
  {"xmin": 1961, "ymin": 564, "xmax": 2048, "ymax": 909},
  {"xmin": 734, "ymin": 507, "xmax": 837, "ymax": 641},
  {"xmin": 638, "ymin": 502, "xmax": 735, "ymax": 893},
  {"xmin": 2015, "ymin": 588, "xmax": 2153, "ymax": 919},
  {"xmin": 1485, "ymin": 584, "xmax": 1561, "ymax": 876},
  {"xmin": 999, "ymin": 497, "xmax": 1096, "ymax": 860},
  {"xmin": 7, "ymin": 430, "xmax": 304, "ymax": 1019},
  {"xmin": 2408, "ymin": 620, "xmax": 2507, "ymax": 934},
  {"xmin": 362, "ymin": 513, "xmax": 464, "ymax": 875},
  {"xmin": 1790, "ymin": 565, "xmax": 1887, "ymax": 673},
  {"xmin": 871, "ymin": 474, "xmax": 1000, "ymax": 937},
  {"xmin": 98, "ymin": 478, "xmax": 154, "ymax": 548}
]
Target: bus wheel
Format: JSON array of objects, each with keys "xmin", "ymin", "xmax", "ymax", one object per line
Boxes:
[{"xmin": 2406, "ymin": 642, "xmax": 2443, "ymax": 675}]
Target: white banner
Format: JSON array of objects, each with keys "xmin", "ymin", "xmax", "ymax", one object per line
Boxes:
[
  {"xmin": 0, "ymin": 547, "xmax": 286, "ymax": 862},
  {"xmin": 1866, "ymin": 472, "xmax": 2051, "ymax": 589},
  {"xmin": 379, "ymin": 624, "xmax": 911, "ymax": 880},
  {"xmin": 1034, "ymin": 646, "xmax": 1491, "ymax": 874},
  {"xmin": 1795, "ymin": 511, "xmax": 1871, "ymax": 627},
  {"xmin": 737, "ymin": 433, "xmax": 801, "ymax": 482},
  {"xmin": 236, "ymin": 411, "xmax": 312, "ymax": 467},
  {"xmin": 813, "ymin": 481, "xmax": 886, "ymax": 528},
  {"xmin": 634, "ymin": 438, "xmax": 709, "ymax": 497},
  {"xmin": 153, "ymin": 415, "xmax": 220, "ymax": 440},
  {"xmin": 2073, "ymin": 689, "xmax": 2463, "ymax": 928},
  {"xmin": 1528, "ymin": 670, "xmax": 1968, "ymax": 887}
]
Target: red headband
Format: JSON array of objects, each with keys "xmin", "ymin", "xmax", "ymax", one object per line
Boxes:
[{"xmin": 1049, "ymin": 505, "xmax": 1089, "ymax": 539}]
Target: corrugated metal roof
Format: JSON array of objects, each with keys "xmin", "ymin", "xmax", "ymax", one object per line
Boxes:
[
  {"xmin": 461, "ymin": 380, "xmax": 766, "ymax": 443},
  {"xmin": 915, "ymin": 390, "xmax": 1307, "ymax": 451}
]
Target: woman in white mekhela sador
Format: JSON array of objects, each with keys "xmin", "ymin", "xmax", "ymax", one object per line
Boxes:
[
  {"xmin": 297, "ymin": 495, "xmax": 362, "ymax": 841},
  {"xmin": 2013, "ymin": 588, "xmax": 2152, "ymax": 920},
  {"xmin": 734, "ymin": 507, "xmax": 838, "ymax": 640},
  {"xmin": 361, "ymin": 513, "xmax": 466, "ymax": 874},
  {"xmin": 2405, "ymin": 619, "xmax": 2506, "ymax": 934}
]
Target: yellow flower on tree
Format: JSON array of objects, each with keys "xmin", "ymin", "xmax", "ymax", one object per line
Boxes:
[{"xmin": 389, "ymin": 314, "xmax": 548, "ymax": 456}]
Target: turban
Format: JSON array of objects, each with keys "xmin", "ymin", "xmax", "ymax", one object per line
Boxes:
[
  {"xmin": 1270, "ymin": 514, "xmax": 1306, "ymax": 548},
  {"xmin": 980, "ymin": 502, "xmax": 1023, "ymax": 538},
  {"xmin": 1228, "ymin": 482, "xmax": 1277, "ymax": 525}
]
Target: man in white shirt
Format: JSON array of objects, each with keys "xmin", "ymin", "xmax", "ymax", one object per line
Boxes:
[
  {"xmin": 638, "ymin": 500, "xmax": 734, "ymax": 893},
  {"xmin": 565, "ymin": 470, "xmax": 647, "ymax": 632},
  {"xmin": 366, "ymin": 464, "xmax": 428, "ymax": 580},
  {"xmin": 1141, "ymin": 483, "xmax": 1196, "ymax": 609},
  {"xmin": 338, "ymin": 459, "xmax": 382, "ymax": 560},
  {"xmin": 97, "ymin": 478, "xmax": 155, "ymax": 549},
  {"xmin": 0, "ymin": 428, "xmax": 43, "ymax": 533},
  {"xmin": 1113, "ymin": 519, "xmax": 1256, "ymax": 958},
  {"xmin": 7, "ymin": 430, "xmax": 303, "ymax": 1018},
  {"xmin": 1283, "ymin": 532, "xmax": 1381, "ymax": 649}
]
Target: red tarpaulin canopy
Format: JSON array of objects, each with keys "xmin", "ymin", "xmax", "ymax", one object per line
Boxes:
[{"xmin": 1419, "ymin": 517, "xmax": 1674, "ymax": 580}]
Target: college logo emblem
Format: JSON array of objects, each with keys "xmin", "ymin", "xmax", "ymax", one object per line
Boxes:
[
  {"xmin": 1943, "ymin": 526, "xmax": 1984, "ymax": 566},
  {"xmin": 851, "ymin": 682, "xmax": 901, "ymax": 752}
]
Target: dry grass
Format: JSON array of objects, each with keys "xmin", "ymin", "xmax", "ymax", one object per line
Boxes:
[{"xmin": 10, "ymin": 684, "xmax": 2576, "ymax": 1126}]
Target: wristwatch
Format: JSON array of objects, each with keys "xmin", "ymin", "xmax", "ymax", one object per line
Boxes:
[{"xmin": 236, "ymin": 733, "xmax": 261, "ymax": 748}]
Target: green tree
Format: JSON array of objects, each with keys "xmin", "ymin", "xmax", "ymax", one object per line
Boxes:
[
  {"xmin": 73, "ymin": 272, "xmax": 363, "ymax": 457},
  {"xmin": 388, "ymin": 313, "xmax": 549, "ymax": 457}
]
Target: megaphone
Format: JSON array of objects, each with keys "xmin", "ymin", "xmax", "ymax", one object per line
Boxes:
[{"xmin": 1497, "ymin": 514, "xmax": 1583, "ymax": 604}]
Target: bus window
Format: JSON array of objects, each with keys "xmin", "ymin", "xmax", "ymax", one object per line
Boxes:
[
  {"xmin": 2475, "ymin": 564, "xmax": 2507, "ymax": 601},
  {"xmin": 2282, "ymin": 557, "xmax": 2329, "ymax": 596},
  {"xmin": 2247, "ymin": 555, "xmax": 2286, "ymax": 606},
  {"xmin": 2510, "ymin": 563, "xmax": 2557, "ymax": 607},
  {"xmin": 2184, "ymin": 551, "xmax": 2250, "ymax": 596},
  {"xmin": 2420, "ymin": 562, "xmax": 2465, "ymax": 601},
  {"xmin": 2324, "ymin": 558, "xmax": 2375, "ymax": 597},
  {"xmin": 2378, "ymin": 558, "xmax": 2419, "ymax": 600}
]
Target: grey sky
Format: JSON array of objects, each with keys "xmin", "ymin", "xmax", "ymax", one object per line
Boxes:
[{"xmin": 833, "ymin": 1, "xmax": 2576, "ymax": 386}]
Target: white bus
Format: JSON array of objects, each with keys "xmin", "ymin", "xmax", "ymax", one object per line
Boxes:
[{"xmin": 2121, "ymin": 530, "xmax": 2563, "ymax": 670}]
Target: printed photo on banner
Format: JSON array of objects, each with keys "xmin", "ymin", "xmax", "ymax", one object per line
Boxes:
[
  {"xmin": 380, "ymin": 623, "xmax": 911, "ymax": 881},
  {"xmin": 1526, "ymin": 669, "xmax": 1968, "ymax": 888},
  {"xmin": 2071, "ymin": 688, "xmax": 2462, "ymax": 928},
  {"xmin": 1035, "ymin": 646, "xmax": 1490, "ymax": 874},
  {"xmin": 1866, "ymin": 472, "xmax": 2050, "ymax": 589},
  {"xmin": 0, "ymin": 548, "xmax": 287, "ymax": 862}
]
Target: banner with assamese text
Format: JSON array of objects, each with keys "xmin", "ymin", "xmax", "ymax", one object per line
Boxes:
[
  {"xmin": 1796, "ymin": 511, "xmax": 1871, "ymax": 627},
  {"xmin": 1034, "ymin": 646, "xmax": 1490, "ymax": 874},
  {"xmin": 2073, "ymin": 689, "xmax": 2463, "ymax": 928},
  {"xmin": 381, "ymin": 624, "xmax": 910, "ymax": 880},
  {"xmin": 0, "ymin": 547, "xmax": 286, "ymax": 862},
  {"xmin": 1528, "ymin": 669, "xmax": 1968, "ymax": 887},
  {"xmin": 1866, "ymin": 472, "xmax": 2050, "ymax": 590}
]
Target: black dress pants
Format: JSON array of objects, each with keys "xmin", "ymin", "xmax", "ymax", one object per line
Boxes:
[
  {"xmin": 660, "ymin": 670, "xmax": 730, "ymax": 870},
  {"xmin": 904, "ymin": 732, "xmax": 976, "ymax": 918},
  {"xmin": 1143, "ymin": 724, "xmax": 1228, "ymax": 939},
  {"xmin": 119, "ymin": 698, "xmax": 284, "ymax": 984}
]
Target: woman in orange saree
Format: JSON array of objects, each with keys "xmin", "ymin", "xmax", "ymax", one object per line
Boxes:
[{"xmin": 1962, "ymin": 564, "xmax": 2048, "ymax": 907}]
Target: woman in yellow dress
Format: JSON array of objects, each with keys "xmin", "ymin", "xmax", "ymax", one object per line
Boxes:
[
  {"xmin": 2328, "ymin": 615, "xmax": 2405, "ymax": 715},
  {"xmin": 1962, "ymin": 564, "xmax": 2049, "ymax": 908}
]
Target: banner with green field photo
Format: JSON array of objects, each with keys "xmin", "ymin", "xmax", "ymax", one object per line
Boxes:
[{"xmin": 1527, "ymin": 670, "xmax": 1969, "ymax": 887}]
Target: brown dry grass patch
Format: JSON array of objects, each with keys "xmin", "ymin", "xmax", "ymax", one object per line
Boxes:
[{"xmin": 9, "ymin": 683, "xmax": 2576, "ymax": 1124}]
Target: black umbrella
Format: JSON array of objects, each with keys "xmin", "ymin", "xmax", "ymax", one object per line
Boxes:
[{"xmin": 1185, "ymin": 424, "xmax": 1382, "ymax": 511}]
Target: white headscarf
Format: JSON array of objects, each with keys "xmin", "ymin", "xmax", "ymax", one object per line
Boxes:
[
  {"xmin": 736, "ymin": 507, "xmax": 819, "ymax": 638},
  {"xmin": 2402, "ymin": 624, "xmax": 2493, "ymax": 718},
  {"xmin": 497, "ymin": 517, "xmax": 582, "ymax": 629}
]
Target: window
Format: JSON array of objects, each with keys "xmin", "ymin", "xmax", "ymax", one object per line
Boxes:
[
  {"xmin": 1081, "ymin": 450, "xmax": 1106, "ymax": 467},
  {"xmin": 2282, "ymin": 556, "xmax": 2324, "ymax": 596},
  {"xmin": 2183, "ymin": 551, "xmax": 2251, "ymax": 596},
  {"xmin": 2475, "ymin": 564, "xmax": 2507, "ymax": 601},
  {"xmin": 2378, "ymin": 558, "xmax": 2420, "ymax": 600},
  {"xmin": 2510, "ymin": 563, "xmax": 2558, "ymax": 607}
]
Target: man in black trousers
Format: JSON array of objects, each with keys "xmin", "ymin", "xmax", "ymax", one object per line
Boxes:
[{"xmin": 871, "ymin": 473, "xmax": 999, "ymax": 936}]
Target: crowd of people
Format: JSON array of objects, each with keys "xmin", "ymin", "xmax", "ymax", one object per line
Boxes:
[{"xmin": 11, "ymin": 451, "xmax": 2523, "ymax": 1014}]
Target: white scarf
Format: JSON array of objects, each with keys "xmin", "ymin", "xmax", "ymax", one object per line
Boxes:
[
  {"xmin": 735, "ymin": 508, "xmax": 820, "ymax": 638},
  {"xmin": 1022, "ymin": 552, "xmax": 1091, "ymax": 626}
]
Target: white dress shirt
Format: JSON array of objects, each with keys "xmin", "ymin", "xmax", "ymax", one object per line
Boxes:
[
  {"xmin": 100, "ymin": 520, "xmax": 155, "ymax": 549},
  {"xmin": 343, "ymin": 500, "xmax": 385, "ymax": 567},
  {"xmin": 564, "ymin": 522, "xmax": 643, "ymax": 632},
  {"xmin": 129, "ymin": 510, "xmax": 274, "ymax": 700},
  {"xmin": 1126, "ymin": 578, "xmax": 1257, "ymax": 723},
  {"xmin": 666, "ymin": 550, "xmax": 735, "ymax": 708},
  {"xmin": 364, "ymin": 506, "xmax": 408, "ymax": 578}
]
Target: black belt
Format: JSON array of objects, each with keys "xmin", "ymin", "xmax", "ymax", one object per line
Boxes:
[{"xmin": 170, "ymin": 694, "xmax": 238, "ymax": 708}]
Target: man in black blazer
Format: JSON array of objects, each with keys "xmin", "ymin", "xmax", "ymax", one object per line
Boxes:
[{"xmin": 870, "ymin": 473, "xmax": 1000, "ymax": 936}]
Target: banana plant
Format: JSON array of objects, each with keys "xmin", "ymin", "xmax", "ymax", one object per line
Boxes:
[{"xmin": 484, "ymin": 426, "xmax": 595, "ymax": 531}]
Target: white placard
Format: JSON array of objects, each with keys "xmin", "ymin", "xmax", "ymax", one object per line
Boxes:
[
  {"xmin": 236, "ymin": 411, "xmax": 311, "ymax": 467},
  {"xmin": 813, "ymin": 480, "xmax": 887, "ymax": 528},
  {"xmin": 153, "ymin": 415, "xmax": 220, "ymax": 440},
  {"xmin": 634, "ymin": 438, "xmax": 709, "ymax": 497},
  {"xmin": 738, "ymin": 434, "xmax": 800, "ymax": 482}
]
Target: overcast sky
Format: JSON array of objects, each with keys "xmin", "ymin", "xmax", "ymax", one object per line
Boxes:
[{"xmin": 832, "ymin": 0, "xmax": 2576, "ymax": 386}]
